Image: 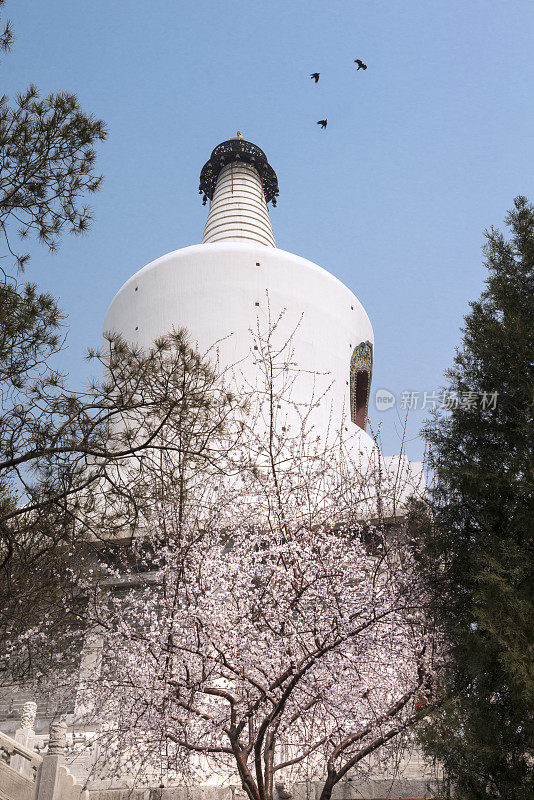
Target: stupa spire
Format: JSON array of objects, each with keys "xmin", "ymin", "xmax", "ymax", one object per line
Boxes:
[{"xmin": 199, "ymin": 136, "xmax": 278, "ymax": 248}]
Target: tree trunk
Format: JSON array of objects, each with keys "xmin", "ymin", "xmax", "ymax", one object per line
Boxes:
[{"xmin": 318, "ymin": 773, "xmax": 337, "ymax": 800}]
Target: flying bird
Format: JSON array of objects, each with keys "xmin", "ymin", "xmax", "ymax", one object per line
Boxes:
[
  {"xmin": 310, "ymin": 72, "xmax": 320, "ymax": 83},
  {"xmin": 354, "ymin": 59, "xmax": 367, "ymax": 70},
  {"xmin": 317, "ymin": 119, "xmax": 327, "ymax": 129}
]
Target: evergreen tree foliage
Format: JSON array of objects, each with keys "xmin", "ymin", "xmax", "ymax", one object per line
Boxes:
[
  {"xmin": 0, "ymin": 4, "xmax": 106, "ymax": 271},
  {"xmin": 0, "ymin": 5, "xmax": 241, "ymax": 687},
  {"xmin": 0, "ymin": 1, "xmax": 14, "ymax": 57},
  {"xmin": 0, "ymin": 84, "xmax": 107, "ymax": 270},
  {"xmin": 415, "ymin": 197, "xmax": 534, "ymax": 798},
  {"xmin": 0, "ymin": 1, "xmax": 97, "ymax": 681}
]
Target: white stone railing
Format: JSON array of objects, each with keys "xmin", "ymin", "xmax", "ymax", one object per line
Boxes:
[
  {"xmin": 0, "ymin": 731, "xmax": 43, "ymax": 782},
  {"xmin": 0, "ymin": 729, "xmax": 42, "ymax": 800},
  {"xmin": 0, "ymin": 706, "xmax": 88, "ymax": 800}
]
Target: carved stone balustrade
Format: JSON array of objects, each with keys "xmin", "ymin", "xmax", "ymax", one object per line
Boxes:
[{"xmin": 1, "ymin": 730, "xmax": 43, "ymax": 782}]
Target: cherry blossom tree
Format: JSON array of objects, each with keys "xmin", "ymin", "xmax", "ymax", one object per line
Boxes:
[
  {"xmin": 0, "ymin": 328, "xmax": 243, "ymax": 686},
  {"xmin": 69, "ymin": 318, "xmax": 440, "ymax": 800}
]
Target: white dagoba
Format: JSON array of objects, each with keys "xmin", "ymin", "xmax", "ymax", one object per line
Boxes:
[{"xmin": 104, "ymin": 135, "xmax": 377, "ymax": 459}]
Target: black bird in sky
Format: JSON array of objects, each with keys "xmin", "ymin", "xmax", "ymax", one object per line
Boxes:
[
  {"xmin": 354, "ymin": 59, "xmax": 367, "ymax": 70},
  {"xmin": 317, "ymin": 119, "xmax": 327, "ymax": 129},
  {"xmin": 310, "ymin": 72, "xmax": 320, "ymax": 83}
]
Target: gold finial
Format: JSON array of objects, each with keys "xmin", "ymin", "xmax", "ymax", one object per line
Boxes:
[{"xmin": 231, "ymin": 131, "xmax": 244, "ymax": 140}]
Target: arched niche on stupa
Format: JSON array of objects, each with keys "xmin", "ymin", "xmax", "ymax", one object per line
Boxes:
[{"xmin": 350, "ymin": 341, "xmax": 373, "ymax": 430}]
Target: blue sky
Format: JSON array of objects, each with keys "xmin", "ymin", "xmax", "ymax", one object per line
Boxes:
[{"xmin": 4, "ymin": 0, "xmax": 533, "ymax": 459}]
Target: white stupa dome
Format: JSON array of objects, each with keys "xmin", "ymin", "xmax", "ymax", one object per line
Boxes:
[{"xmin": 104, "ymin": 135, "xmax": 381, "ymax": 464}]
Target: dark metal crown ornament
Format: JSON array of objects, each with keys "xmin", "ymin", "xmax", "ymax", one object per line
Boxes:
[{"xmin": 199, "ymin": 136, "xmax": 279, "ymax": 206}]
